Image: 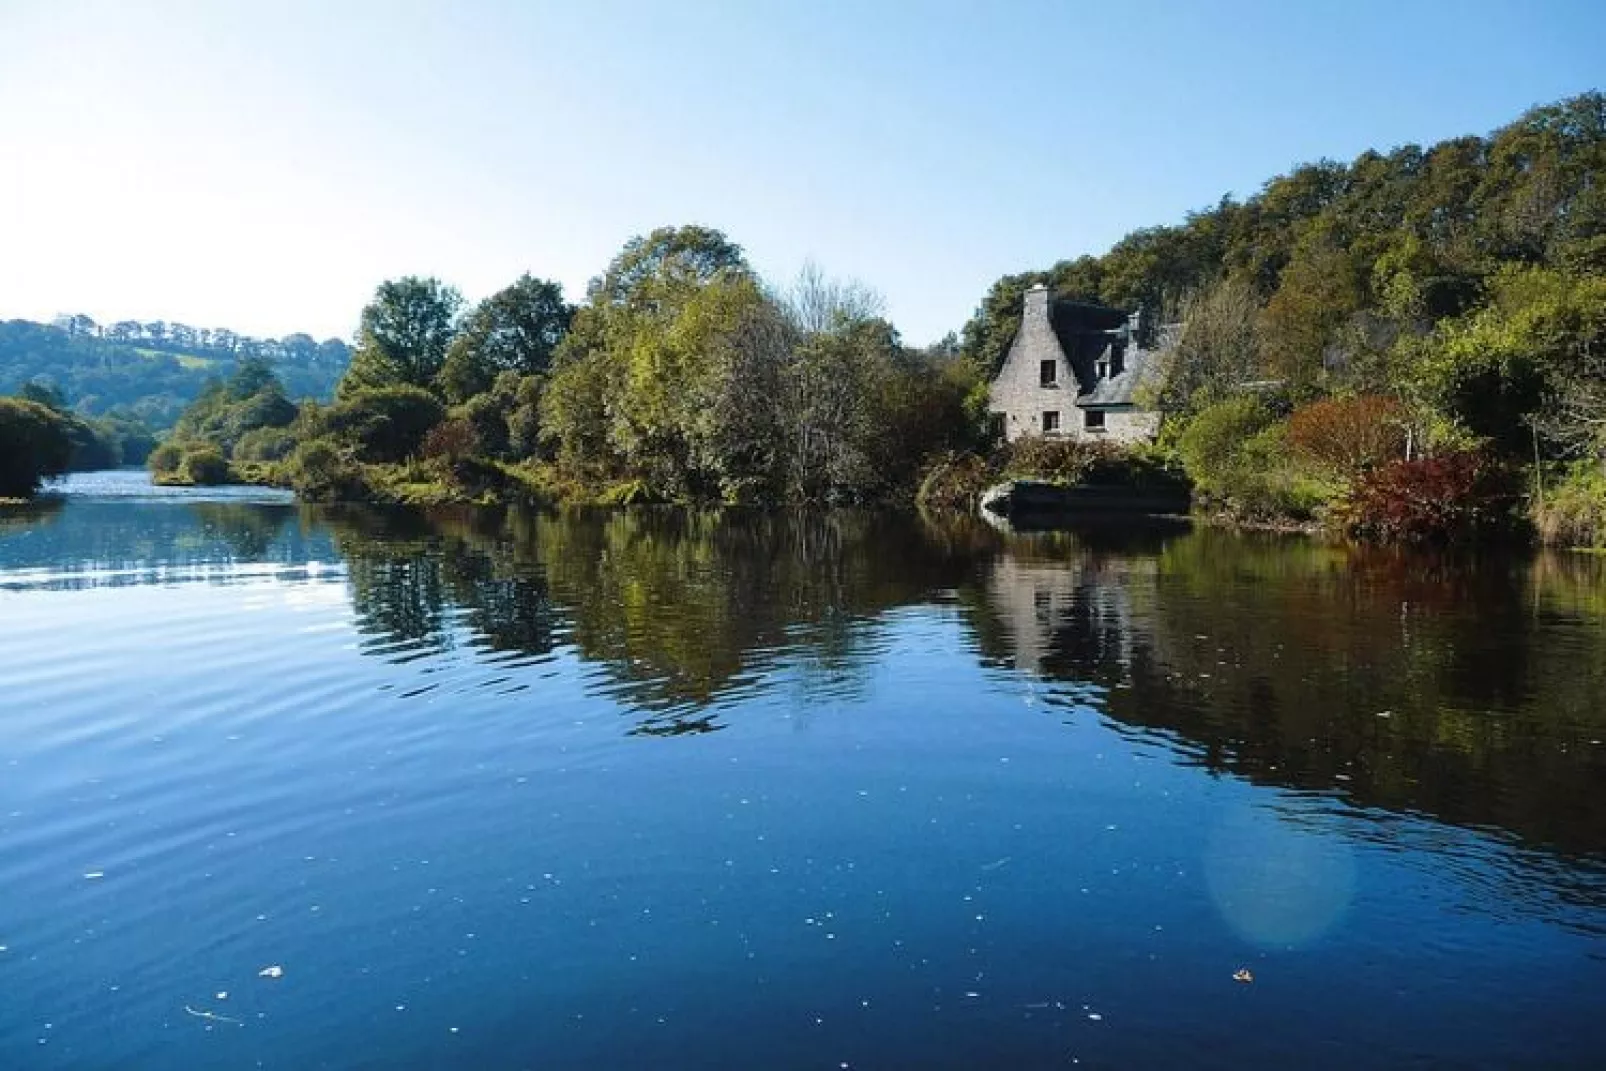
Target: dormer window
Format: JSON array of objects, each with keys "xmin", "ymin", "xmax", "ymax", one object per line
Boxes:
[
  {"xmin": 1039, "ymin": 360, "xmax": 1057, "ymax": 387},
  {"xmin": 1096, "ymin": 359, "xmax": 1109, "ymax": 380}
]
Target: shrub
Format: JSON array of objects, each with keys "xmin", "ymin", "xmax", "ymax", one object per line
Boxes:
[
  {"xmin": 233, "ymin": 427, "xmax": 298, "ymax": 463},
  {"xmin": 1176, "ymin": 396, "xmax": 1276, "ymax": 493},
  {"xmin": 1003, "ymin": 436, "xmax": 1115, "ymax": 484},
  {"xmin": 421, "ymin": 417, "xmax": 479, "ymax": 461},
  {"xmin": 1229, "ymin": 424, "xmax": 1332, "ymax": 521},
  {"xmin": 1341, "ymin": 451, "xmax": 1523, "ymax": 543},
  {"xmin": 147, "ymin": 440, "xmax": 184, "ymax": 476},
  {"xmin": 461, "ymin": 393, "xmax": 511, "ymax": 458},
  {"xmin": 226, "ymin": 388, "xmax": 298, "ymax": 439},
  {"xmin": 1175, "ymin": 399, "xmax": 1343, "ymax": 522},
  {"xmin": 178, "ymin": 445, "xmax": 231, "ymax": 485},
  {"xmin": 323, "ymin": 386, "xmax": 446, "ymax": 463},
  {"xmin": 1082, "ymin": 444, "xmax": 1191, "ymax": 491},
  {"xmin": 1287, "ymin": 395, "xmax": 1409, "ymax": 475},
  {"xmin": 1535, "ymin": 464, "xmax": 1606, "ymax": 548},
  {"xmin": 916, "ymin": 451, "xmax": 994, "ymax": 512},
  {"xmin": 285, "ymin": 438, "xmax": 364, "ymax": 501}
]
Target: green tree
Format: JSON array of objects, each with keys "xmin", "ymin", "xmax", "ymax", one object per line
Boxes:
[
  {"xmin": 541, "ymin": 226, "xmax": 754, "ymax": 487},
  {"xmin": 340, "ymin": 277, "xmax": 464, "ymax": 396},
  {"xmin": 0, "ymin": 397, "xmax": 74, "ymax": 497},
  {"xmin": 588, "ymin": 225, "xmax": 748, "ymax": 308},
  {"xmin": 1404, "ymin": 267, "xmax": 1606, "ymax": 459},
  {"xmin": 438, "ymin": 275, "xmax": 572, "ymax": 402}
]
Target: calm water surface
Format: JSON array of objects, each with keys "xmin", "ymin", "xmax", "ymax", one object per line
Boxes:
[{"xmin": 3, "ymin": 471, "xmax": 1605, "ymax": 1068}]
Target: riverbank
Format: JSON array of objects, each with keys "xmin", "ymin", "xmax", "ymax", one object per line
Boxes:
[{"xmin": 132, "ymin": 435, "xmax": 1606, "ymax": 552}]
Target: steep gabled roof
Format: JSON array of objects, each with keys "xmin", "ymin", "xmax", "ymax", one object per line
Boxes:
[{"xmin": 1076, "ymin": 350, "xmax": 1158, "ymax": 409}]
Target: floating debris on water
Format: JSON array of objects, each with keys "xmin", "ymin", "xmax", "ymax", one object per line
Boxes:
[{"xmin": 184, "ymin": 1005, "xmax": 243, "ymax": 1026}]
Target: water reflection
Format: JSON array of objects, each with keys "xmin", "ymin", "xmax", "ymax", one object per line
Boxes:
[
  {"xmin": 5, "ymin": 494, "xmax": 1605, "ymax": 872},
  {"xmin": 964, "ymin": 528, "xmax": 1606, "ymax": 862},
  {"xmin": 320, "ymin": 506, "xmax": 996, "ymax": 732}
]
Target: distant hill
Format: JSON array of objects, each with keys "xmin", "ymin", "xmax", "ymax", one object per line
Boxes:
[{"xmin": 0, "ymin": 315, "xmax": 350, "ymax": 429}]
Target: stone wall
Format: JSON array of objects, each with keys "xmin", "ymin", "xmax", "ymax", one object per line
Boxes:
[
  {"xmin": 986, "ymin": 285, "xmax": 1162, "ymax": 445},
  {"xmin": 988, "ymin": 285, "xmax": 1078, "ymax": 443},
  {"xmin": 1098, "ymin": 408, "xmax": 1161, "ymax": 445}
]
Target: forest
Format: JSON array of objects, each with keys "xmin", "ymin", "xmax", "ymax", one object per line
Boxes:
[
  {"xmin": 959, "ymin": 91, "xmax": 1605, "ymax": 545},
  {"xmin": 7, "ymin": 92, "xmax": 1603, "ymax": 544},
  {"xmin": 146, "ymin": 236, "xmax": 982, "ymax": 509},
  {"xmin": 0, "ymin": 315, "xmax": 348, "ymax": 428}
]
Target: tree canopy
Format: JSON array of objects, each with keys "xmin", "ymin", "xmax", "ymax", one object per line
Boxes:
[
  {"xmin": 439, "ymin": 275, "xmax": 573, "ymax": 402},
  {"xmin": 340, "ymin": 277, "xmax": 464, "ymax": 396},
  {"xmin": 0, "ymin": 397, "xmax": 74, "ymax": 498}
]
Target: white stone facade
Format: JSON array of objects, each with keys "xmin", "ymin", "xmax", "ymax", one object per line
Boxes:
[{"xmin": 986, "ymin": 284, "xmax": 1160, "ymax": 446}]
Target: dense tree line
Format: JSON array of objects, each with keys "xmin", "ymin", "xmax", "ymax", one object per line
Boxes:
[
  {"xmin": 959, "ymin": 92, "xmax": 1606, "ymax": 543},
  {"xmin": 138, "ymin": 92, "xmax": 1603, "ymax": 541},
  {"xmin": 163, "ymin": 226, "xmax": 980, "ymax": 506},
  {"xmin": 0, "ymin": 315, "xmax": 349, "ymax": 429}
]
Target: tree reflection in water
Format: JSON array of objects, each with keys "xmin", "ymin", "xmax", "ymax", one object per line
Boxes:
[{"xmin": 63, "ymin": 497, "xmax": 1590, "ymax": 883}]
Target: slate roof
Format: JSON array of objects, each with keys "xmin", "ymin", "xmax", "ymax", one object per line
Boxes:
[
  {"xmin": 1049, "ymin": 300, "xmax": 1151, "ymax": 409},
  {"xmin": 1074, "ymin": 352, "xmax": 1157, "ymax": 409},
  {"xmin": 994, "ymin": 295, "xmax": 1174, "ymax": 410}
]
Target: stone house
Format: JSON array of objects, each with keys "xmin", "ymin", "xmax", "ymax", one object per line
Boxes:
[{"xmin": 987, "ymin": 284, "xmax": 1166, "ymax": 444}]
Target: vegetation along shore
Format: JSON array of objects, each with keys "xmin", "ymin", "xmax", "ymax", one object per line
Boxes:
[{"xmin": 4, "ymin": 92, "xmax": 1603, "ymax": 547}]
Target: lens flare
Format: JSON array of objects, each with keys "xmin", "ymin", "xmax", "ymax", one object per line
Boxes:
[{"xmin": 1205, "ymin": 805, "xmax": 1356, "ymax": 949}]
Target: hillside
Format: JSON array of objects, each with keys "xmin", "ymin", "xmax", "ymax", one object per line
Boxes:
[
  {"xmin": 0, "ymin": 315, "xmax": 350, "ymax": 429},
  {"xmin": 961, "ymin": 92, "xmax": 1603, "ymax": 384},
  {"xmin": 956, "ymin": 91, "xmax": 1605, "ymax": 543}
]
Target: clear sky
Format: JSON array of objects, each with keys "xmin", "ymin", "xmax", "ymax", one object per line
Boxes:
[{"xmin": 1, "ymin": 0, "xmax": 1601, "ymax": 346}]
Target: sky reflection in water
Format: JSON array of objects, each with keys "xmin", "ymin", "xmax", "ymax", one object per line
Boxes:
[{"xmin": 2, "ymin": 474, "xmax": 1604, "ymax": 1068}]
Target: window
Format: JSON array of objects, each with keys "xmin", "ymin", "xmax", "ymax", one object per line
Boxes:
[
  {"xmin": 1042, "ymin": 411, "xmax": 1060, "ymax": 433},
  {"xmin": 1039, "ymin": 360, "xmax": 1057, "ymax": 387},
  {"xmin": 1084, "ymin": 409, "xmax": 1106, "ymax": 430},
  {"xmin": 987, "ymin": 412, "xmax": 1005, "ymax": 442}
]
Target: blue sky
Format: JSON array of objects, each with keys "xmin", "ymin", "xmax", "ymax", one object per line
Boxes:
[{"xmin": 1, "ymin": 0, "xmax": 1600, "ymax": 345}]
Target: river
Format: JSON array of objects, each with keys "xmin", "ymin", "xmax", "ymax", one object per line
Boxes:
[{"xmin": 2, "ymin": 471, "xmax": 1604, "ymax": 1068}]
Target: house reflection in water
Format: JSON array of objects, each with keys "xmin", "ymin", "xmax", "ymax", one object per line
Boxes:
[{"xmin": 977, "ymin": 531, "xmax": 1163, "ymax": 681}]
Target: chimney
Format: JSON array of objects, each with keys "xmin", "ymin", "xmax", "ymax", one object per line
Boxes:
[{"xmin": 1023, "ymin": 283, "xmax": 1050, "ymax": 324}]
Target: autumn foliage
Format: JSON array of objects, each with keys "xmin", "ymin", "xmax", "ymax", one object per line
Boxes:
[
  {"xmin": 1341, "ymin": 452, "xmax": 1520, "ymax": 543},
  {"xmin": 1287, "ymin": 395, "xmax": 1408, "ymax": 474}
]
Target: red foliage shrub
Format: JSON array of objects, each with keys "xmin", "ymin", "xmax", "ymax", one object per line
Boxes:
[
  {"xmin": 1287, "ymin": 395, "xmax": 1408, "ymax": 474},
  {"xmin": 1341, "ymin": 451, "xmax": 1522, "ymax": 543}
]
